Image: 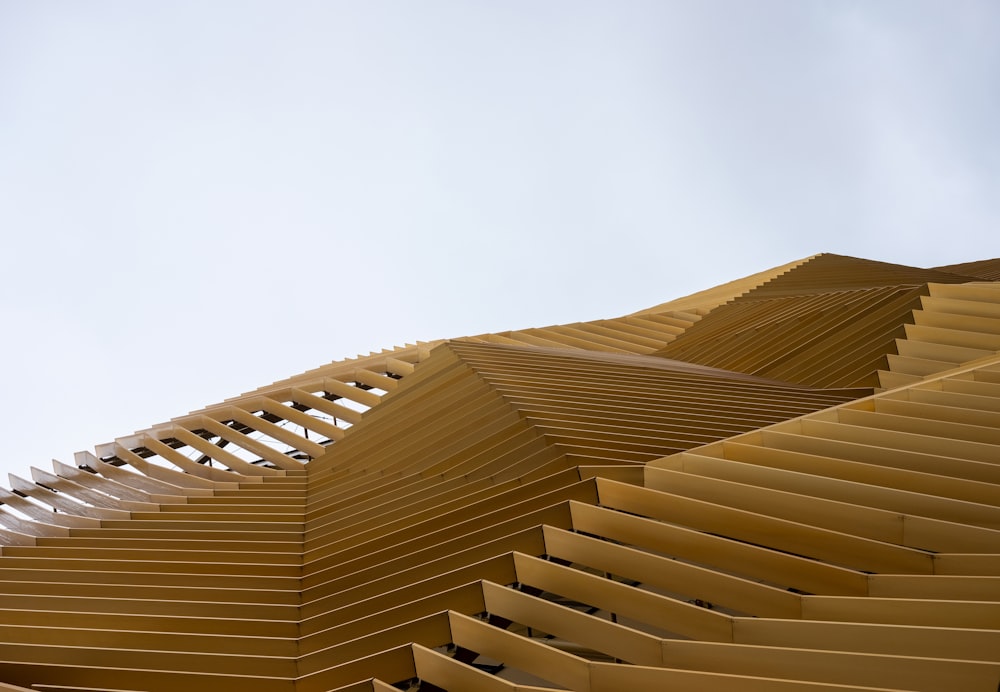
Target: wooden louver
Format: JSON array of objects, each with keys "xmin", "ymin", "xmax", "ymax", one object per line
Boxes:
[{"xmin": 0, "ymin": 252, "xmax": 997, "ymax": 691}]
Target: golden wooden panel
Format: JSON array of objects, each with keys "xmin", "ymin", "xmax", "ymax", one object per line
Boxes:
[{"xmin": 0, "ymin": 253, "xmax": 996, "ymax": 690}]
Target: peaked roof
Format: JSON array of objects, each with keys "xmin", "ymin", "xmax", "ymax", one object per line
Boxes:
[
  {"xmin": 739, "ymin": 252, "xmax": 976, "ymax": 299},
  {"xmin": 0, "ymin": 254, "xmax": 997, "ymax": 691}
]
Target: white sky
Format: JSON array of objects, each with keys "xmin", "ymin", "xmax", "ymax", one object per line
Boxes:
[{"xmin": 1, "ymin": 1, "xmax": 998, "ymax": 481}]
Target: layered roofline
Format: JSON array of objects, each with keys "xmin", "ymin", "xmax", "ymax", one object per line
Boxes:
[
  {"xmin": 0, "ymin": 252, "xmax": 996, "ymax": 690},
  {"xmin": 633, "ymin": 252, "xmax": 985, "ymax": 316}
]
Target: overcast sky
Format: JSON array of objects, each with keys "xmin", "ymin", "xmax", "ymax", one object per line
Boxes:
[{"xmin": 1, "ymin": 1, "xmax": 998, "ymax": 481}]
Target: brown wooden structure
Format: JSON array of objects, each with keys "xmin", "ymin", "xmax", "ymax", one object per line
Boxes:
[{"xmin": 0, "ymin": 253, "xmax": 997, "ymax": 690}]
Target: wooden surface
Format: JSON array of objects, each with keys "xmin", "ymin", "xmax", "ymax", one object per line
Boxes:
[{"xmin": 0, "ymin": 253, "xmax": 996, "ymax": 690}]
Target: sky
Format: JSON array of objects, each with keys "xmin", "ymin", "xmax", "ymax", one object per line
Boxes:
[{"xmin": 0, "ymin": 1, "xmax": 998, "ymax": 481}]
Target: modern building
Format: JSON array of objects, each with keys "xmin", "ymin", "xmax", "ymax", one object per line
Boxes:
[{"xmin": 0, "ymin": 253, "xmax": 998, "ymax": 691}]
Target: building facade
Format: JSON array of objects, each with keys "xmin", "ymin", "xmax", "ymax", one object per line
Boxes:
[{"xmin": 0, "ymin": 253, "xmax": 998, "ymax": 690}]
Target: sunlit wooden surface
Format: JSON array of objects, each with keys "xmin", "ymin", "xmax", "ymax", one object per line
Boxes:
[{"xmin": 0, "ymin": 253, "xmax": 997, "ymax": 691}]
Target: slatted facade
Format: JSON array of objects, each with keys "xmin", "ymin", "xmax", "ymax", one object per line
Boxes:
[{"xmin": 0, "ymin": 253, "xmax": 997, "ymax": 691}]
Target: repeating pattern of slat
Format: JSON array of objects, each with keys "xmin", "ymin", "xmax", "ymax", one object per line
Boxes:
[
  {"xmin": 0, "ymin": 253, "xmax": 996, "ymax": 691},
  {"xmin": 934, "ymin": 258, "xmax": 1000, "ymax": 281},
  {"xmin": 302, "ymin": 355, "xmax": 1000, "ymax": 691},
  {"xmin": 445, "ymin": 341, "xmax": 866, "ymax": 463},
  {"xmin": 0, "ymin": 472, "xmax": 306, "ymax": 690},
  {"xmin": 0, "ymin": 349, "xmax": 428, "ymax": 688},
  {"xmin": 737, "ymin": 253, "xmax": 974, "ymax": 298},
  {"xmin": 653, "ymin": 254, "xmax": 985, "ymax": 388},
  {"xmin": 880, "ymin": 281, "xmax": 1000, "ymax": 388},
  {"xmin": 655, "ymin": 285, "xmax": 927, "ymax": 387},
  {"xmin": 466, "ymin": 309, "xmax": 704, "ymax": 354},
  {"xmin": 629, "ymin": 255, "xmax": 814, "ymax": 315}
]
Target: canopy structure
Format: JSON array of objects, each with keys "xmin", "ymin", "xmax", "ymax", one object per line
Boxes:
[{"xmin": 0, "ymin": 253, "xmax": 998, "ymax": 691}]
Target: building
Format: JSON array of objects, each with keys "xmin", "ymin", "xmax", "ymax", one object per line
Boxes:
[{"xmin": 0, "ymin": 253, "xmax": 998, "ymax": 691}]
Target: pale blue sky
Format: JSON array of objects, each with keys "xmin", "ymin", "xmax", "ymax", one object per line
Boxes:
[{"xmin": 1, "ymin": 1, "xmax": 998, "ymax": 478}]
